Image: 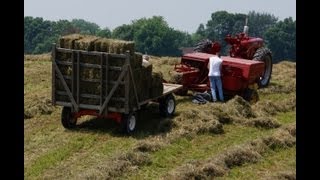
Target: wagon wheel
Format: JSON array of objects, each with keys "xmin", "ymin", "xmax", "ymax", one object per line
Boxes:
[
  {"xmin": 253, "ymin": 47, "xmax": 273, "ymax": 88},
  {"xmin": 121, "ymin": 113, "xmax": 137, "ymax": 134},
  {"xmin": 61, "ymin": 107, "xmax": 77, "ymax": 129},
  {"xmin": 159, "ymin": 94, "xmax": 176, "ymax": 117},
  {"xmin": 243, "ymin": 89, "xmax": 259, "ymax": 104}
]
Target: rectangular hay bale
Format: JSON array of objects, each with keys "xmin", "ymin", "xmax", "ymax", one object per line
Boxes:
[{"xmin": 59, "ymin": 34, "xmax": 84, "ymax": 49}]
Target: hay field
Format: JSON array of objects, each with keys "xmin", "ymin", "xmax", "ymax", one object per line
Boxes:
[{"xmin": 24, "ymin": 54, "xmax": 296, "ymax": 179}]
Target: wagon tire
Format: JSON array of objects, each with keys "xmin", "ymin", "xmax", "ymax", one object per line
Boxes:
[
  {"xmin": 61, "ymin": 107, "xmax": 77, "ymax": 129},
  {"xmin": 159, "ymin": 94, "xmax": 176, "ymax": 117},
  {"xmin": 121, "ymin": 113, "xmax": 137, "ymax": 134}
]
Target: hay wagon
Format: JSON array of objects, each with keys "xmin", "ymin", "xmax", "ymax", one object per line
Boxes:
[{"xmin": 51, "ymin": 44, "xmax": 182, "ymax": 134}]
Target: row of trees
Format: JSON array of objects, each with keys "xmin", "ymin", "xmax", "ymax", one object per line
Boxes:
[{"xmin": 24, "ymin": 11, "xmax": 296, "ymax": 61}]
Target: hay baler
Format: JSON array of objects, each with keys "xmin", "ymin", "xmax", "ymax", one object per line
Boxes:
[
  {"xmin": 173, "ymin": 52, "xmax": 264, "ymax": 102},
  {"xmin": 172, "ymin": 18, "xmax": 271, "ymax": 102}
]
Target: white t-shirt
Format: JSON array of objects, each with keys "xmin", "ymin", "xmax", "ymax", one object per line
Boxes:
[{"xmin": 208, "ymin": 56, "xmax": 222, "ymax": 76}]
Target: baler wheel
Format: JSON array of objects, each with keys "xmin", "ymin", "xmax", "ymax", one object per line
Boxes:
[
  {"xmin": 253, "ymin": 47, "xmax": 273, "ymax": 88},
  {"xmin": 61, "ymin": 107, "xmax": 77, "ymax": 129}
]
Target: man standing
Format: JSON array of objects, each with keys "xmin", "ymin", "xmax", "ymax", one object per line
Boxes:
[{"xmin": 208, "ymin": 53, "xmax": 224, "ymax": 102}]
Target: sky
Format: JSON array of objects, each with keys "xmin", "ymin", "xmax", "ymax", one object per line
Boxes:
[{"xmin": 24, "ymin": 0, "xmax": 296, "ymax": 33}]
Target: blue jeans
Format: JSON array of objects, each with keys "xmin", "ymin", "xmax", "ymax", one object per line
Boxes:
[{"xmin": 209, "ymin": 76, "xmax": 224, "ymax": 102}]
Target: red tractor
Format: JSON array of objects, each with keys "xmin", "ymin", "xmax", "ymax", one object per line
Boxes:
[{"xmin": 172, "ymin": 19, "xmax": 272, "ymax": 102}]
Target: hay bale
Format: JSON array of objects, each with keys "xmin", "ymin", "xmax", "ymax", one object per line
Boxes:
[
  {"xmin": 150, "ymin": 72, "xmax": 163, "ymax": 98},
  {"xmin": 94, "ymin": 38, "xmax": 135, "ymax": 55},
  {"xmin": 139, "ymin": 63, "xmax": 152, "ymax": 101},
  {"xmin": 74, "ymin": 35, "xmax": 99, "ymax": 51},
  {"xmin": 59, "ymin": 34, "xmax": 84, "ymax": 49}
]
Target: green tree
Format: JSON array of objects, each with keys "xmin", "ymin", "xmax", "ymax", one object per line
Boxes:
[
  {"xmin": 112, "ymin": 16, "xmax": 191, "ymax": 56},
  {"xmin": 264, "ymin": 17, "xmax": 296, "ymax": 62},
  {"xmin": 247, "ymin": 11, "xmax": 278, "ymax": 38},
  {"xmin": 97, "ymin": 27, "xmax": 111, "ymax": 38},
  {"xmin": 71, "ymin": 19, "xmax": 100, "ymax": 35},
  {"xmin": 112, "ymin": 24, "xmax": 134, "ymax": 40}
]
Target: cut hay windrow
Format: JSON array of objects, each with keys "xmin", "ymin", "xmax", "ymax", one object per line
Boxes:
[
  {"xmin": 165, "ymin": 109, "xmax": 224, "ymax": 140},
  {"xmin": 166, "ymin": 127, "xmax": 296, "ymax": 179},
  {"xmin": 134, "ymin": 139, "xmax": 166, "ymax": 153},
  {"xmin": 253, "ymin": 94, "xmax": 296, "ymax": 116},
  {"xmin": 80, "ymin": 147, "xmax": 153, "ymax": 179},
  {"xmin": 24, "ymin": 98, "xmax": 54, "ymax": 119},
  {"xmin": 244, "ymin": 117, "xmax": 281, "ymax": 129}
]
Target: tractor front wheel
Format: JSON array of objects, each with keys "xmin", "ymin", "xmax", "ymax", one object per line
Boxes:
[
  {"xmin": 61, "ymin": 107, "xmax": 77, "ymax": 129},
  {"xmin": 253, "ymin": 47, "xmax": 273, "ymax": 88}
]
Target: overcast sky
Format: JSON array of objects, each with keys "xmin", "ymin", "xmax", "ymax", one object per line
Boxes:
[{"xmin": 24, "ymin": 0, "xmax": 296, "ymax": 33}]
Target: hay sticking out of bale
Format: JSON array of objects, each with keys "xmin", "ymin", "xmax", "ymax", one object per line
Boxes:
[{"xmin": 59, "ymin": 34, "xmax": 84, "ymax": 49}]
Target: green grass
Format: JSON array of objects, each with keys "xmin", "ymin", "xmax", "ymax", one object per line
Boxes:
[
  {"xmin": 24, "ymin": 55, "xmax": 296, "ymax": 179},
  {"xmin": 126, "ymin": 125, "xmax": 276, "ymax": 179}
]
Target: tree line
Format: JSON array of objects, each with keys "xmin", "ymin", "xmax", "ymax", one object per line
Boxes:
[{"xmin": 24, "ymin": 11, "xmax": 296, "ymax": 62}]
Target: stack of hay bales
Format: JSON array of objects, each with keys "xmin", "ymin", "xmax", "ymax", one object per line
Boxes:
[{"xmin": 54, "ymin": 34, "xmax": 163, "ymax": 109}]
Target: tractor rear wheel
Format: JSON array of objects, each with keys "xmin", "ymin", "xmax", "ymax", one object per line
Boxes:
[{"xmin": 253, "ymin": 47, "xmax": 273, "ymax": 88}]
